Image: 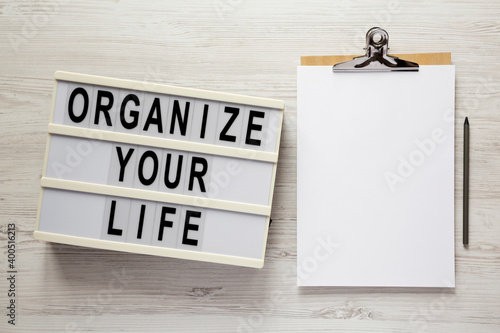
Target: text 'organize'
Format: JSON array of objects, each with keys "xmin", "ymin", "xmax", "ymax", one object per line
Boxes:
[{"xmin": 64, "ymin": 85, "xmax": 273, "ymax": 149}]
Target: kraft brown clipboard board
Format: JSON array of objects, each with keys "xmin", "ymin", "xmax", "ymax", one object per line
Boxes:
[{"xmin": 301, "ymin": 52, "xmax": 451, "ymax": 66}]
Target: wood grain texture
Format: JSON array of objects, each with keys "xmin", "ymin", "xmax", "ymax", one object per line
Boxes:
[{"xmin": 1, "ymin": 0, "xmax": 500, "ymax": 332}]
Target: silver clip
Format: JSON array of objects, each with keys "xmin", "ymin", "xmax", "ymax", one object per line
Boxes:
[{"xmin": 332, "ymin": 27, "xmax": 419, "ymax": 72}]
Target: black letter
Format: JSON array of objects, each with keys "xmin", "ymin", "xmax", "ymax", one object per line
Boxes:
[
  {"xmin": 107, "ymin": 200, "xmax": 122, "ymax": 236},
  {"xmin": 138, "ymin": 150, "xmax": 158, "ymax": 186},
  {"xmin": 68, "ymin": 87, "xmax": 89, "ymax": 123},
  {"xmin": 245, "ymin": 110, "xmax": 265, "ymax": 146},
  {"xmin": 219, "ymin": 106, "xmax": 239, "ymax": 142},
  {"xmin": 158, "ymin": 206, "xmax": 175, "ymax": 241},
  {"xmin": 136, "ymin": 204, "xmax": 146, "ymax": 239},
  {"xmin": 182, "ymin": 210, "xmax": 201, "ymax": 246},
  {"xmin": 116, "ymin": 146, "xmax": 135, "ymax": 182},
  {"xmin": 143, "ymin": 97, "xmax": 163, "ymax": 133},
  {"xmin": 120, "ymin": 94, "xmax": 140, "ymax": 129},
  {"xmin": 94, "ymin": 90, "xmax": 114, "ymax": 126},
  {"xmin": 164, "ymin": 153, "xmax": 184, "ymax": 189},
  {"xmin": 200, "ymin": 104, "xmax": 209, "ymax": 139},
  {"xmin": 188, "ymin": 157, "xmax": 208, "ymax": 192},
  {"xmin": 169, "ymin": 100, "xmax": 190, "ymax": 135}
]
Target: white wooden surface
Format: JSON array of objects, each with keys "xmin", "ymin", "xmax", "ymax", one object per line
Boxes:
[{"xmin": 1, "ymin": 0, "xmax": 500, "ymax": 332}]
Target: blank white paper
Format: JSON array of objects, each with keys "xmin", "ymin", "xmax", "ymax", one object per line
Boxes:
[{"xmin": 297, "ymin": 65, "xmax": 455, "ymax": 287}]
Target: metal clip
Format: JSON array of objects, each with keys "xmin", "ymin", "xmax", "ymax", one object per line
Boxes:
[{"xmin": 333, "ymin": 27, "xmax": 419, "ymax": 72}]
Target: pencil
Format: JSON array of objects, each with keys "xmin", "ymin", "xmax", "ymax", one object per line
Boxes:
[{"xmin": 463, "ymin": 117, "xmax": 469, "ymax": 246}]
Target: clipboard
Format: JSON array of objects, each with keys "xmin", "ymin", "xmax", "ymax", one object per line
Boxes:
[{"xmin": 297, "ymin": 28, "xmax": 455, "ymax": 287}]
